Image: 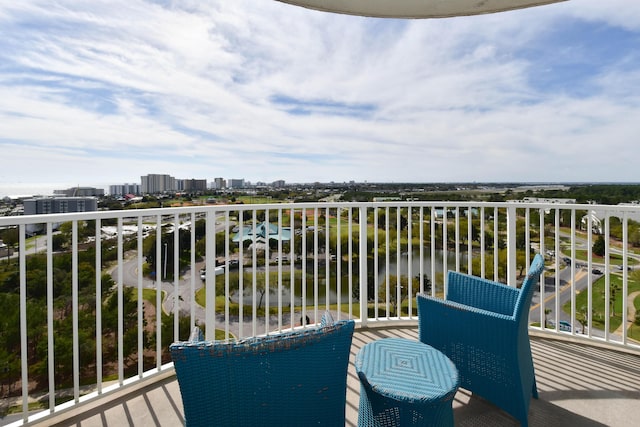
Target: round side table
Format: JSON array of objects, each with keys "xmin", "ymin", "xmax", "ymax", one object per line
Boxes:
[{"xmin": 355, "ymin": 338, "xmax": 459, "ymax": 427}]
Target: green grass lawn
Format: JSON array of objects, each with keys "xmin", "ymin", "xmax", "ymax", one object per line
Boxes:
[
  {"xmin": 195, "ymin": 278, "xmax": 430, "ymax": 323},
  {"xmin": 572, "ymin": 249, "xmax": 638, "ymax": 266},
  {"xmin": 566, "ymin": 273, "xmax": 640, "ymax": 340}
]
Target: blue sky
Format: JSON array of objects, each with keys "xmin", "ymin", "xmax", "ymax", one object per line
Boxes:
[{"xmin": 1, "ymin": 0, "xmax": 639, "ymax": 195}]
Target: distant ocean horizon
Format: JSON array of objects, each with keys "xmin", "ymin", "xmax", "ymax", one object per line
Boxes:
[
  {"xmin": 0, "ymin": 183, "xmax": 108, "ymax": 198},
  {"xmin": 3, "ymin": 181, "xmax": 640, "ymax": 199}
]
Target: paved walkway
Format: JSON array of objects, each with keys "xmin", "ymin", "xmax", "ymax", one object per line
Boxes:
[{"xmin": 614, "ymin": 290, "xmax": 639, "ymax": 336}]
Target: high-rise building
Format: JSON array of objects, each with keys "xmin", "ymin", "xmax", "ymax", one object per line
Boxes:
[
  {"xmin": 109, "ymin": 183, "xmax": 141, "ymax": 197},
  {"xmin": 177, "ymin": 179, "xmax": 207, "ymax": 192},
  {"xmin": 228, "ymin": 179, "xmax": 244, "ymax": 189},
  {"xmin": 54, "ymin": 187, "xmax": 105, "ymax": 197},
  {"xmin": 141, "ymin": 174, "xmax": 176, "ymax": 194},
  {"xmin": 24, "ymin": 197, "xmax": 98, "ymax": 215},
  {"xmin": 211, "ymin": 177, "xmax": 226, "ymax": 190}
]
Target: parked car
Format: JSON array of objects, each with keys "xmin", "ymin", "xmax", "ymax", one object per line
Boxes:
[
  {"xmin": 274, "ymin": 255, "xmax": 289, "ymax": 263},
  {"xmin": 559, "ymin": 320, "xmax": 582, "ymax": 334},
  {"xmin": 592, "ymin": 268, "xmax": 603, "ymax": 275},
  {"xmin": 548, "ymin": 320, "xmax": 582, "ymax": 334},
  {"xmin": 200, "ymin": 266, "xmax": 224, "ymax": 280}
]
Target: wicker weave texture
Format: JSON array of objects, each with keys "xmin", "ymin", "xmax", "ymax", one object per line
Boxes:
[
  {"xmin": 417, "ymin": 254, "xmax": 544, "ymax": 427},
  {"xmin": 355, "ymin": 338, "xmax": 459, "ymax": 427},
  {"xmin": 170, "ymin": 320, "xmax": 355, "ymax": 427}
]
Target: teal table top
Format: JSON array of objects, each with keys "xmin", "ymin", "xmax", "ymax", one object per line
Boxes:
[{"xmin": 355, "ymin": 338, "xmax": 459, "ymax": 403}]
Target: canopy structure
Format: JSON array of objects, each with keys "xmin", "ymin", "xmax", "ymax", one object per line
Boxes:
[
  {"xmin": 275, "ymin": 0, "xmax": 567, "ymax": 18},
  {"xmin": 232, "ymin": 222, "xmax": 292, "ymax": 243}
]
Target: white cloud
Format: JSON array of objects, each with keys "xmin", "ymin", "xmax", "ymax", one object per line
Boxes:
[
  {"xmin": 1, "ymin": 0, "xmax": 639, "ymax": 193},
  {"xmin": 563, "ymin": 0, "xmax": 640, "ymax": 31}
]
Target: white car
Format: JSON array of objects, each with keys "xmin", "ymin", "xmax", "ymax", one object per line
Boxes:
[
  {"xmin": 558, "ymin": 320, "xmax": 582, "ymax": 334},
  {"xmin": 200, "ymin": 266, "xmax": 224, "ymax": 280},
  {"xmin": 547, "ymin": 320, "xmax": 582, "ymax": 334}
]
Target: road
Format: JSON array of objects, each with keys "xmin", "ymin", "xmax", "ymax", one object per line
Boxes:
[
  {"xmin": 529, "ymin": 261, "xmax": 632, "ymax": 341},
  {"xmin": 111, "ymin": 254, "xmax": 206, "ymax": 320},
  {"xmin": 111, "ymin": 254, "xmax": 288, "ymax": 339},
  {"xmin": 549, "ymin": 229, "xmax": 639, "ymax": 340},
  {"xmin": 529, "ymin": 265, "xmax": 596, "ymax": 330}
]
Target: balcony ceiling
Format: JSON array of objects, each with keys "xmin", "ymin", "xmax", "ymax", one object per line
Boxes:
[{"xmin": 276, "ymin": 0, "xmax": 567, "ymax": 18}]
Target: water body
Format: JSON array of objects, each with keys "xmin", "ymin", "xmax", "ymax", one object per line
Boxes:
[
  {"xmin": 0, "ymin": 183, "xmax": 61, "ymax": 198},
  {"xmin": 376, "ymin": 249, "xmax": 467, "ymax": 284},
  {"xmin": 242, "ymin": 249, "xmax": 467, "ymax": 306}
]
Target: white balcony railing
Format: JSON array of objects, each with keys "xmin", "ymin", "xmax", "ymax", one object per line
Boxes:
[{"xmin": 1, "ymin": 200, "xmax": 640, "ymax": 425}]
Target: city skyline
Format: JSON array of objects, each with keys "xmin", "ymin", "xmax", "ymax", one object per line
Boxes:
[{"xmin": 1, "ymin": 0, "xmax": 639, "ymax": 194}]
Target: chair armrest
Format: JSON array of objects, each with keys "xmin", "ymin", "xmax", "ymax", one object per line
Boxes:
[
  {"xmin": 417, "ymin": 293, "xmax": 517, "ymax": 347},
  {"xmin": 447, "ymin": 271, "xmax": 520, "ymax": 316},
  {"xmin": 418, "ymin": 293, "xmax": 515, "ymax": 324}
]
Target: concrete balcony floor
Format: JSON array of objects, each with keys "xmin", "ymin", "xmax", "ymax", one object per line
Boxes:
[{"xmin": 42, "ymin": 325, "xmax": 640, "ymax": 427}]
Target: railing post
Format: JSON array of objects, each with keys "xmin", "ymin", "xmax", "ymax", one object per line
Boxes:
[
  {"xmin": 205, "ymin": 210, "xmax": 216, "ymax": 340},
  {"xmin": 359, "ymin": 206, "xmax": 368, "ymax": 326},
  {"xmin": 507, "ymin": 204, "xmax": 517, "ymax": 287},
  {"xmin": 19, "ymin": 224, "xmax": 28, "ymax": 423}
]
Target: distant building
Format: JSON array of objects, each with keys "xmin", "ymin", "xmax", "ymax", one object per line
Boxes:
[
  {"xmin": 54, "ymin": 187, "xmax": 105, "ymax": 197},
  {"xmin": 520, "ymin": 197, "xmax": 576, "ymax": 204},
  {"xmin": 272, "ymin": 180, "xmax": 286, "ymax": 188},
  {"xmin": 228, "ymin": 179, "xmax": 244, "ymax": 189},
  {"xmin": 110, "ymin": 183, "xmax": 141, "ymax": 197},
  {"xmin": 373, "ymin": 197, "xmax": 401, "ymax": 202},
  {"xmin": 519, "ymin": 197, "xmax": 577, "ymax": 214},
  {"xmin": 211, "ymin": 178, "xmax": 226, "ymax": 190},
  {"xmin": 581, "ymin": 211, "xmax": 603, "ymax": 234},
  {"xmin": 140, "ymin": 174, "xmax": 213, "ymax": 194},
  {"xmin": 177, "ymin": 179, "xmax": 207, "ymax": 192},
  {"xmin": 141, "ymin": 174, "xmax": 176, "ymax": 194},
  {"xmin": 23, "ymin": 196, "xmax": 98, "ymax": 215},
  {"xmin": 21, "ymin": 197, "xmax": 97, "ymax": 235}
]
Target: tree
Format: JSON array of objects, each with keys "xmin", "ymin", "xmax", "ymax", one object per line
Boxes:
[
  {"xmin": 516, "ymin": 252, "xmax": 531, "ymax": 277},
  {"xmin": 593, "ymin": 235, "xmax": 605, "ymax": 257},
  {"xmin": 629, "ymin": 225, "xmax": 640, "ymax": 248},
  {"xmin": 577, "ymin": 305, "xmax": 589, "ymax": 334},
  {"xmin": 415, "ymin": 274, "xmax": 432, "ymax": 293},
  {"xmin": 216, "ymin": 271, "xmax": 276, "ymax": 314},
  {"xmin": 483, "ymin": 230, "xmax": 494, "ymax": 250},
  {"xmin": 52, "ymin": 233, "xmax": 67, "ymax": 251},
  {"xmin": 293, "ymin": 230, "xmax": 325, "ymax": 257},
  {"xmin": 0, "ymin": 293, "xmax": 21, "ymax": 390},
  {"xmin": 252, "ymin": 272, "xmax": 272, "ymax": 312},
  {"xmin": 145, "ymin": 228, "xmax": 194, "ymax": 280},
  {"xmin": 378, "ymin": 275, "xmax": 418, "ymax": 317},
  {"xmin": 1, "ymin": 227, "xmax": 19, "ymax": 261},
  {"xmin": 544, "ymin": 308, "xmax": 551, "ymax": 328},
  {"xmin": 608, "ymin": 282, "xmax": 622, "ymax": 317}
]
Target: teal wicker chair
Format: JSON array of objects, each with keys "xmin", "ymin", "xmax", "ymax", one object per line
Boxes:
[
  {"xmin": 170, "ymin": 318, "xmax": 355, "ymax": 427},
  {"xmin": 417, "ymin": 254, "xmax": 544, "ymax": 427}
]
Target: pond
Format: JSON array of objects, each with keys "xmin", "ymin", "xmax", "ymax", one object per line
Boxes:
[{"xmin": 235, "ymin": 249, "xmax": 468, "ymax": 305}]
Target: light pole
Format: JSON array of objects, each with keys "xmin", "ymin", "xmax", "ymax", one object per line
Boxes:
[{"xmin": 163, "ymin": 243, "xmax": 168, "ymax": 280}]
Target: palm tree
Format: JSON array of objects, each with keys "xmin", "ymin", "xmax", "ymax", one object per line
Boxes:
[
  {"xmin": 544, "ymin": 308, "xmax": 551, "ymax": 328},
  {"xmin": 610, "ymin": 283, "xmax": 621, "ymax": 317}
]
